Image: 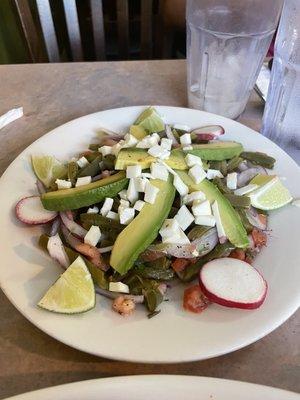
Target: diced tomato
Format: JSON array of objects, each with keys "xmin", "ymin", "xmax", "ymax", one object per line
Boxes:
[
  {"xmin": 183, "ymin": 285, "xmax": 210, "ymax": 313},
  {"xmin": 252, "ymin": 228, "xmax": 267, "ymax": 248},
  {"xmin": 171, "ymin": 258, "xmax": 190, "ymax": 272},
  {"xmin": 229, "ymin": 249, "xmax": 246, "ymax": 261}
]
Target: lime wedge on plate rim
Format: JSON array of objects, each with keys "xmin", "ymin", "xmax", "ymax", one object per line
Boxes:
[
  {"xmin": 249, "ymin": 174, "xmax": 293, "ymax": 211},
  {"xmin": 32, "ymin": 155, "xmax": 67, "ymax": 188},
  {"xmin": 38, "ymin": 256, "xmax": 95, "ymax": 314}
]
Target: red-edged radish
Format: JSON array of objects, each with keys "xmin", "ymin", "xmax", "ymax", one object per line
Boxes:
[
  {"xmin": 15, "ymin": 196, "xmax": 57, "ymax": 225},
  {"xmin": 191, "ymin": 125, "xmax": 225, "ymax": 141},
  {"xmin": 199, "ymin": 258, "xmax": 267, "ymax": 310}
]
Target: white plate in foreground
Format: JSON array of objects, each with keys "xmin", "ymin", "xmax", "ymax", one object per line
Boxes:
[
  {"xmin": 0, "ymin": 106, "xmax": 300, "ymax": 363},
  {"xmin": 5, "ymin": 376, "xmax": 300, "ymax": 400}
]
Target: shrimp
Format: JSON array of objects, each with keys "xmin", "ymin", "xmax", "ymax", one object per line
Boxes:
[{"xmin": 112, "ymin": 296, "xmax": 135, "ymax": 316}]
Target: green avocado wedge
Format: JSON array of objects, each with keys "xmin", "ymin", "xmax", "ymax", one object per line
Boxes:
[
  {"xmin": 134, "ymin": 107, "xmax": 165, "ymax": 133},
  {"xmin": 115, "ymin": 141, "xmax": 243, "ymax": 170},
  {"xmin": 115, "ymin": 148, "xmax": 187, "ymax": 170},
  {"xmin": 110, "ymin": 178, "xmax": 176, "ymax": 275},
  {"xmin": 176, "ymin": 171, "xmax": 249, "ymax": 249},
  {"xmin": 41, "ymin": 171, "xmax": 128, "ymax": 211}
]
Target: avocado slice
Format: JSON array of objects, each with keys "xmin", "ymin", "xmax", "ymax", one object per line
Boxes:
[
  {"xmin": 39, "ymin": 234, "xmax": 108, "ymax": 289},
  {"xmin": 129, "ymin": 125, "xmax": 148, "ymax": 140},
  {"xmin": 176, "ymin": 171, "xmax": 249, "ymax": 249},
  {"xmin": 41, "ymin": 171, "xmax": 128, "ymax": 211},
  {"xmin": 110, "ymin": 178, "xmax": 175, "ymax": 274},
  {"xmin": 115, "ymin": 148, "xmax": 187, "ymax": 170},
  {"xmin": 115, "ymin": 141, "xmax": 243, "ymax": 170},
  {"xmin": 134, "ymin": 106, "xmax": 165, "ymax": 133}
]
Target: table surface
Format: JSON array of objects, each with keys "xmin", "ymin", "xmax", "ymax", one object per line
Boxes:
[{"xmin": 0, "ymin": 60, "xmax": 299, "ymax": 399}]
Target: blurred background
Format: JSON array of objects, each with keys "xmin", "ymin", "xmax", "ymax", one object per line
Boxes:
[{"xmin": 0, "ymin": 0, "xmax": 188, "ymax": 64}]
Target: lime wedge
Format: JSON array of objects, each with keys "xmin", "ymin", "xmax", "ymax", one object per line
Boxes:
[
  {"xmin": 38, "ymin": 256, "xmax": 95, "ymax": 314},
  {"xmin": 32, "ymin": 155, "xmax": 67, "ymax": 188},
  {"xmin": 135, "ymin": 107, "xmax": 165, "ymax": 133},
  {"xmin": 249, "ymin": 174, "xmax": 292, "ymax": 210}
]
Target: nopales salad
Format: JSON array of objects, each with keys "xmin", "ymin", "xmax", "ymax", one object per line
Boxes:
[{"xmin": 15, "ymin": 107, "xmax": 293, "ymax": 317}]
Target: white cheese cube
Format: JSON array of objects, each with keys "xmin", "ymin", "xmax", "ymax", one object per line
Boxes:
[
  {"xmin": 227, "ymin": 172, "xmax": 237, "ymax": 190},
  {"xmin": 84, "ymin": 225, "xmax": 101, "ymax": 247},
  {"xmin": 75, "ymin": 176, "xmax": 92, "ymax": 187},
  {"xmin": 195, "ymin": 215, "xmax": 216, "ymax": 227},
  {"xmin": 185, "ymin": 153, "xmax": 203, "ymax": 167},
  {"xmin": 100, "ymin": 197, "xmax": 113, "ymax": 216},
  {"xmin": 150, "ymin": 162, "xmax": 169, "ymax": 181},
  {"xmin": 141, "ymin": 173, "xmax": 153, "ymax": 179},
  {"xmin": 206, "ymin": 169, "xmax": 224, "ymax": 180},
  {"xmin": 148, "ymin": 145, "xmax": 170, "ymax": 160},
  {"xmin": 118, "ymin": 190, "xmax": 128, "ymax": 200},
  {"xmin": 106, "ymin": 211, "xmax": 119, "ymax": 220},
  {"xmin": 183, "ymin": 146, "xmax": 194, "ymax": 151},
  {"xmin": 136, "ymin": 137, "xmax": 153, "ymax": 149},
  {"xmin": 182, "ymin": 191, "xmax": 206, "ymax": 205},
  {"xmin": 163, "ymin": 228, "xmax": 190, "ymax": 245},
  {"xmin": 134, "ymin": 200, "xmax": 145, "ymax": 211},
  {"xmin": 234, "ymin": 184, "xmax": 258, "ymax": 196},
  {"xmin": 55, "ymin": 179, "xmax": 72, "ymax": 190},
  {"xmin": 120, "ymin": 199, "xmax": 130, "ymax": 208},
  {"xmin": 173, "ymin": 175, "xmax": 189, "ymax": 196},
  {"xmin": 192, "ymin": 199, "xmax": 211, "ymax": 216},
  {"xmin": 175, "ymin": 205, "xmax": 194, "ymax": 231},
  {"xmin": 188, "ymin": 164, "xmax": 207, "ymax": 184},
  {"xmin": 173, "ymin": 124, "xmax": 191, "ymax": 132},
  {"xmin": 119, "ymin": 207, "xmax": 135, "ymax": 225},
  {"xmin": 160, "ymin": 138, "xmax": 172, "ymax": 150},
  {"xmin": 212, "ymin": 201, "xmax": 226, "ymax": 240},
  {"xmin": 180, "ymin": 133, "xmax": 192, "ymax": 146},
  {"xmin": 127, "ymin": 178, "xmax": 139, "ymax": 203},
  {"xmin": 99, "ymin": 145, "xmax": 113, "ymax": 156},
  {"xmin": 134, "ymin": 177, "xmax": 148, "ymax": 192},
  {"xmin": 159, "ymin": 218, "xmax": 180, "ymax": 239},
  {"xmin": 109, "ymin": 281, "xmax": 129, "ymax": 294},
  {"xmin": 144, "ymin": 181, "xmax": 159, "ymax": 204},
  {"xmin": 123, "ymin": 133, "xmax": 138, "ymax": 148},
  {"xmin": 126, "ymin": 165, "xmax": 142, "ymax": 178},
  {"xmin": 112, "ymin": 142, "xmax": 123, "ymax": 156},
  {"xmin": 76, "ymin": 156, "xmax": 89, "ymax": 168},
  {"xmin": 151, "ymin": 133, "xmax": 161, "ymax": 143},
  {"xmin": 87, "ymin": 206, "xmax": 99, "ymax": 214}
]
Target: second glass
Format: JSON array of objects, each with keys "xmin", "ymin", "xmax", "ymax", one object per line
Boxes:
[{"xmin": 186, "ymin": 0, "xmax": 283, "ymax": 119}]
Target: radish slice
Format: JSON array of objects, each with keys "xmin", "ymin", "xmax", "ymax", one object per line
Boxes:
[
  {"xmin": 60, "ymin": 211, "xmax": 87, "ymax": 238},
  {"xmin": 199, "ymin": 258, "xmax": 267, "ymax": 309},
  {"xmin": 47, "ymin": 233, "xmax": 69, "ymax": 269},
  {"xmin": 191, "ymin": 125, "xmax": 225, "ymax": 141},
  {"xmin": 15, "ymin": 196, "xmax": 57, "ymax": 225}
]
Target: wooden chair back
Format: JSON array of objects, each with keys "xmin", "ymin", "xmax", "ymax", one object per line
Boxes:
[{"xmin": 13, "ymin": 0, "xmax": 159, "ymax": 62}]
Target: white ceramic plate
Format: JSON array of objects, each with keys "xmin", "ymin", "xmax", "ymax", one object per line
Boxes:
[
  {"xmin": 5, "ymin": 376, "xmax": 300, "ymax": 400},
  {"xmin": 0, "ymin": 106, "xmax": 299, "ymax": 363}
]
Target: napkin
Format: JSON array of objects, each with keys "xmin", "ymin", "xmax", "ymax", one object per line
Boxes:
[{"xmin": 0, "ymin": 107, "xmax": 23, "ymax": 130}]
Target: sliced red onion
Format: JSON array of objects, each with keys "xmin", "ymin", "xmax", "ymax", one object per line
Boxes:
[
  {"xmin": 61, "ymin": 224, "xmax": 109, "ymax": 271},
  {"xmin": 47, "ymin": 233, "xmax": 69, "ymax": 269},
  {"xmin": 191, "ymin": 125, "xmax": 225, "ymax": 141},
  {"xmin": 245, "ymin": 207, "xmax": 267, "ymax": 230},
  {"xmin": 60, "ymin": 212, "xmax": 87, "ymax": 238},
  {"xmin": 99, "ymin": 245, "xmax": 113, "ymax": 253},
  {"xmin": 237, "ymin": 167, "xmax": 268, "ymax": 188},
  {"xmin": 219, "ymin": 236, "xmax": 228, "ymax": 244},
  {"xmin": 95, "ymin": 287, "xmax": 144, "ymax": 303},
  {"xmin": 165, "ymin": 124, "xmax": 178, "ymax": 145},
  {"xmin": 50, "ymin": 218, "xmax": 60, "ymax": 236},
  {"xmin": 36, "ymin": 180, "xmax": 46, "ymax": 195},
  {"xmin": 65, "ymin": 210, "xmax": 74, "ymax": 220},
  {"xmin": 238, "ymin": 161, "xmax": 249, "ymax": 172}
]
